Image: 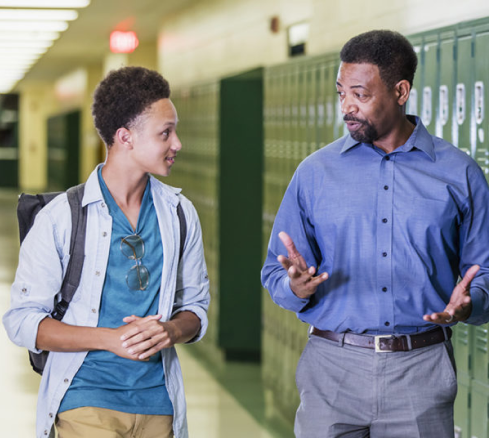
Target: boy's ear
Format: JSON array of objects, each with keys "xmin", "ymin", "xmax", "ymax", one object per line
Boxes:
[{"xmin": 114, "ymin": 127, "xmax": 133, "ymax": 149}]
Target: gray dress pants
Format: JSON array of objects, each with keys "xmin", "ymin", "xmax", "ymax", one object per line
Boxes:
[{"xmin": 294, "ymin": 334, "xmax": 457, "ymax": 438}]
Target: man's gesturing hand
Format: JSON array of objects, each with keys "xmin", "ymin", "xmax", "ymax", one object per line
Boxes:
[
  {"xmin": 277, "ymin": 231, "xmax": 328, "ymax": 299},
  {"xmin": 423, "ymin": 264, "xmax": 480, "ymax": 325}
]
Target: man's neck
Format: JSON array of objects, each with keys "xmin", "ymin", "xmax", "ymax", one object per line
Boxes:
[{"xmin": 373, "ymin": 117, "xmax": 416, "ymax": 154}]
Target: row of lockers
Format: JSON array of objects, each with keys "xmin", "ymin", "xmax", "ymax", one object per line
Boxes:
[{"xmin": 165, "ymin": 16, "xmax": 489, "ymax": 431}]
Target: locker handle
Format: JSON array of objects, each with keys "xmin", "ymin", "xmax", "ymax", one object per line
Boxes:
[
  {"xmin": 475, "ymin": 81, "xmax": 484, "ymax": 125},
  {"xmin": 456, "ymin": 83, "xmax": 466, "ymax": 125},
  {"xmin": 408, "ymin": 88, "xmax": 418, "ymax": 116},
  {"xmin": 439, "ymin": 85, "xmax": 449, "ymax": 126},
  {"xmin": 422, "ymin": 86, "xmax": 432, "ymax": 126}
]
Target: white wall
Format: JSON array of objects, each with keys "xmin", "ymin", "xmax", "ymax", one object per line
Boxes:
[{"xmin": 158, "ymin": 0, "xmax": 489, "ymax": 87}]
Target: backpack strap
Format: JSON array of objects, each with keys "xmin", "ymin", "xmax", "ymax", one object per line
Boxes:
[
  {"xmin": 52, "ymin": 183, "xmax": 87, "ymax": 321},
  {"xmin": 176, "ymin": 202, "xmax": 187, "ymax": 261}
]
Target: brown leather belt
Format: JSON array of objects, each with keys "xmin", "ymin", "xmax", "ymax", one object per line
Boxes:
[{"xmin": 311, "ymin": 326, "xmax": 451, "ymax": 352}]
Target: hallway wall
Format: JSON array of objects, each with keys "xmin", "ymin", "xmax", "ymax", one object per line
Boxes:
[{"xmin": 157, "ymin": 0, "xmax": 489, "ymax": 87}]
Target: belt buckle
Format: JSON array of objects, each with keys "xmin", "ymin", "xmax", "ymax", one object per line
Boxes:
[{"xmin": 374, "ymin": 335, "xmax": 395, "ymax": 353}]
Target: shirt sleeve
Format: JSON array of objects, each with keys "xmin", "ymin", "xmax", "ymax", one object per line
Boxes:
[
  {"xmin": 2, "ymin": 199, "xmax": 69, "ymax": 352},
  {"xmin": 171, "ymin": 198, "xmax": 210, "ymax": 343},
  {"xmin": 459, "ymin": 164, "xmax": 489, "ymax": 325},
  {"xmin": 261, "ymin": 165, "xmax": 322, "ymax": 313}
]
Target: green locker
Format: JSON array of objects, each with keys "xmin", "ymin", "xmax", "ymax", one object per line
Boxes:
[
  {"xmin": 421, "ymin": 34, "xmax": 438, "ymax": 135},
  {"xmin": 474, "ymin": 324, "xmax": 489, "ymax": 384},
  {"xmin": 219, "ymin": 68, "xmax": 264, "ymax": 360},
  {"xmin": 325, "ymin": 57, "xmax": 337, "ymax": 145},
  {"xmin": 333, "ymin": 59, "xmax": 345, "ymax": 140},
  {"xmin": 47, "ymin": 110, "xmax": 80, "ymax": 191},
  {"xmin": 407, "ymin": 37, "xmax": 422, "ymax": 118},
  {"xmin": 453, "ymin": 322, "xmax": 473, "ymax": 375},
  {"xmin": 454, "ymin": 372, "xmax": 471, "ymax": 438},
  {"xmin": 473, "ymin": 25, "xmax": 489, "ymax": 181},
  {"xmin": 437, "ymin": 30, "xmax": 456, "ymax": 142},
  {"xmin": 298, "ymin": 62, "xmax": 308, "ymax": 162},
  {"xmin": 471, "ymin": 380, "xmax": 489, "ymax": 438},
  {"xmin": 454, "ymin": 31, "xmax": 473, "ymax": 155},
  {"xmin": 306, "ymin": 62, "xmax": 318, "ymax": 155},
  {"xmin": 0, "ymin": 93, "xmax": 19, "ymax": 188},
  {"xmin": 316, "ymin": 60, "xmax": 327, "ymax": 150}
]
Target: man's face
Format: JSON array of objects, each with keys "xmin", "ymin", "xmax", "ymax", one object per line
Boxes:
[
  {"xmin": 336, "ymin": 62, "xmax": 400, "ymax": 144},
  {"xmin": 129, "ymin": 98, "xmax": 182, "ymax": 177}
]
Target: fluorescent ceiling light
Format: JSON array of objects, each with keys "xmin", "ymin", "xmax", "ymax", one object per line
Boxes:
[
  {"xmin": 0, "ymin": 20, "xmax": 68, "ymax": 31},
  {"xmin": 0, "ymin": 9, "xmax": 78, "ymax": 21},
  {"xmin": 0, "ymin": 40, "xmax": 53, "ymax": 48},
  {"xmin": 0, "ymin": 31, "xmax": 59, "ymax": 41},
  {"xmin": 0, "ymin": 1, "xmax": 89, "ymax": 7},
  {"xmin": 0, "ymin": 47, "xmax": 47, "ymax": 55}
]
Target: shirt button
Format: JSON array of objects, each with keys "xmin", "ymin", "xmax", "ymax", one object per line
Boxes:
[
  {"xmin": 49, "ymin": 413, "xmax": 54, "ymax": 418},
  {"xmin": 44, "ymin": 431, "xmax": 49, "ymax": 436},
  {"xmin": 385, "ymin": 321, "xmax": 390, "ymax": 327},
  {"xmin": 385, "ymin": 156, "xmax": 390, "ymax": 161},
  {"xmin": 382, "ymin": 287, "xmax": 388, "ymax": 292},
  {"xmin": 382, "ymin": 218, "xmax": 388, "ymax": 223},
  {"xmin": 384, "ymin": 185, "xmax": 389, "ymax": 190},
  {"xmin": 95, "ymin": 271, "xmax": 101, "ymax": 276},
  {"xmin": 64, "ymin": 378, "xmax": 69, "ymax": 384},
  {"xmin": 92, "ymin": 308, "xmax": 97, "ymax": 313},
  {"xmin": 101, "ymin": 202, "xmax": 106, "ymax": 208},
  {"xmin": 102, "ymin": 232, "xmax": 107, "ymax": 237},
  {"xmin": 21, "ymin": 288, "xmax": 27, "ymax": 294},
  {"xmin": 382, "ymin": 252, "xmax": 388, "ymax": 257}
]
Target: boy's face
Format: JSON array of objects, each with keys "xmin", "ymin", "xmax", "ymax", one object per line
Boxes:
[{"xmin": 129, "ymin": 98, "xmax": 182, "ymax": 177}]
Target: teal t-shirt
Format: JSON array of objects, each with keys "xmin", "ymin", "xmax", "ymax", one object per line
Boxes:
[{"xmin": 59, "ymin": 167, "xmax": 173, "ymax": 415}]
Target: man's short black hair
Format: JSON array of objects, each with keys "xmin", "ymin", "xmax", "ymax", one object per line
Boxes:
[
  {"xmin": 92, "ymin": 66, "xmax": 171, "ymax": 146},
  {"xmin": 340, "ymin": 30, "xmax": 418, "ymax": 88}
]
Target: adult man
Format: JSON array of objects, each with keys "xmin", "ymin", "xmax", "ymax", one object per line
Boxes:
[
  {"xmin": 261, "ymin": 30, "xmax": 489, "ymax": 437},
  {"xmin": 3, "ymin": 66, "xmax": 210, "ymax": 438}
]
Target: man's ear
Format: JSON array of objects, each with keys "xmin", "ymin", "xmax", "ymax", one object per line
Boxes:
[
  {"xmin": 114, "ymin": 127, "xmax": 133, "ymax": 149},
  {"xmin": 395, "ymin": 80, "xmax": 411, "ymax": 106}
]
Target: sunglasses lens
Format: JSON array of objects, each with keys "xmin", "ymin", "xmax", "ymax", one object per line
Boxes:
[
  {"xmin": 121, "ymin": 235, "xmax": 145, "ymax": 260},
  {"xmin": 126, "ymin": 264, "xmax": 150, "ymax": 291}
]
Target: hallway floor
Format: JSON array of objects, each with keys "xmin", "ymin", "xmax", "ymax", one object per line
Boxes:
[{"xmin": 0, "ymin": 189, "xmax": 293, "ymax": 438}]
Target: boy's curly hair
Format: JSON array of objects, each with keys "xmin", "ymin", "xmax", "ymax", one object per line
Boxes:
[{"xmin": 92, "ymin": 66, "xmax": 171, "ymax": 146}]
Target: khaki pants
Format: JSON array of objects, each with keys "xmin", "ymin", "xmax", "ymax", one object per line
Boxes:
[{"xmin": 56, "ymin": 407, "xmax": 173, "ymax": 438}]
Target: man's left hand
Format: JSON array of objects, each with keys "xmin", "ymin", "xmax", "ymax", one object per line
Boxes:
[{"xmin": 423, "ymin": 264, "xmax": 480, "ymax": 324}]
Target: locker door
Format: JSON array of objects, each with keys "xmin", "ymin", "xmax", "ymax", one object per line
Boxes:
[
  {"xmin": 437, "ymin": 30, "xmax": 456, "ymax": 142},
  {"xmin": 298, "ymin": 62, "xmax": 308, "ymax": 161},
  {"xmin": 421, "ymin": 35, "xmax": 438, "ymax": 135},
  {"xmin": 306, "ymin": 61, "xmax": 318, "ymax": 154},
  {"xmin": 471, "ymin": 381, "xmax": 489, "ymax": 438},
  {"xmin": 474, "ymin": 28, "xmax": 489, "ymax": 181},
  {"xmin": 316, "ymin": 61, "xmax": 327, "ymax": 149},
  {"xmin": 333, "ymin": 59, "xmax": 345, "ymax": 139},
  {"xmin": 454, "ymin": 32, "xmax": 473, "ymax": 155},
  {"xmin": 325, "ymin": 58, "xmax": 336, "ymax": 143},
  {"xmin": 454, "ymin": 372, "xmax": 471, "ymax": 438},
  {"xmin": 407, "ymin": 38, "xmax": 422, "ymax": 118}
]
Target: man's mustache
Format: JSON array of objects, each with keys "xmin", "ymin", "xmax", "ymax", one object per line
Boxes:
[{"xmin": 343, "ymin": 115, "xmax": 365, "ymax": 124}]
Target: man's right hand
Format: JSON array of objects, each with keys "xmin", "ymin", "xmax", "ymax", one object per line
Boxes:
[{"xmin": 277, "ymin": 231, "xmax": 329, "ymax": 299}]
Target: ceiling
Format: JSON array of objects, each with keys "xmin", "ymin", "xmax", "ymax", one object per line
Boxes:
[{"xmin": 20, "ymin": 0, "xmax": 197, "ymax": 84}]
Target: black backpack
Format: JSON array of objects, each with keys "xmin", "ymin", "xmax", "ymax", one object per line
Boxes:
[{"xmin": 17, "ymin": 183, "xmax": 187, "ymax": 375}]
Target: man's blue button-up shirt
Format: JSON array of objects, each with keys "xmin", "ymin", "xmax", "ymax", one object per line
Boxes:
[{"xmin": 261, "ymin": 117, "xmax": 489, "ymax": 334}]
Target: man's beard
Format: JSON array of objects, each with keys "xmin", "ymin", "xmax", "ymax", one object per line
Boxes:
[{"xmin": 344, "ymin": 115, "xmax": 379, "ymax": 144}]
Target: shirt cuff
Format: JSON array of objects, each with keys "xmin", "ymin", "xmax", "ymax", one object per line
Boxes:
[
  {"xmin": 279, "ymin": 275, "xmax": 310, "ymax": 313},
  {"xmin": 465, "ymin": 286, "xmax": 489, "ymax": 325}
]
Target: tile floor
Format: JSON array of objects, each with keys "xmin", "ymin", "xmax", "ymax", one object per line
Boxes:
[{"xmin": 0, "ymin": 189, "xmax": 293, "ymax": 437}]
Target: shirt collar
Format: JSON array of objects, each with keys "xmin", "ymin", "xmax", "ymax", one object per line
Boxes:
[{"xmin": 340, "ymin": 116, "xmax": 436, "ymax": 161}]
